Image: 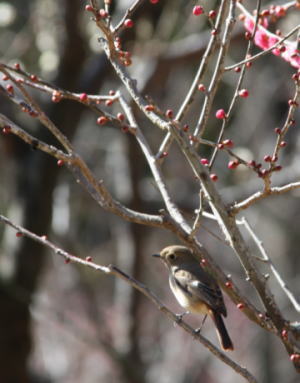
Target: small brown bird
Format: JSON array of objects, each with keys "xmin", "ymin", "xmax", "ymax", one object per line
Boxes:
[{"xmin": 153, "ymin": 245, "xmax": 233, "ymax": 351}]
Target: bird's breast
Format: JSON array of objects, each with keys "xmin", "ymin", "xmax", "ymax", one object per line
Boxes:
[{"xmin": 169, "ymin": 275, "xmax": 210, "ymax": 314}]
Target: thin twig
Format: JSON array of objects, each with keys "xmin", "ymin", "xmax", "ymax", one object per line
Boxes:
[
  {"xmin": 155, "ymin": 0, "xmax": 229, "ymax": 159},
  {"xmin": 209, "ymin": 0, "xmax": 262, "ymax": 169},
  {"xmin": 113, "ymin": 0, "xmax": 146, "ymax": 34},
  {"xmin": 190, "ymin": 190, "xmax": 204, "ymax": 237},
  {"xmin": 0, "ymin": 114, "xmax": 69, "ymax": 160},
  {"xmin": 0, "ymin": 62, "xmax": 115, "ymax": 104},
  {"xmin": 226, "ymin": 3, "xmax": 300, "ymax": 71},
  {"xmin": 0, "ymin": 65, "xmax": 74, "ymax": 153},
  {"xmin": 194, "ymin": 0, "xmax": 236, "ymax": 139},
  {"xmin": 118, "ymin": 93, "xmax": 191, "ymax": 233},
  {"xmin": 239, "ymin": 217, "xmax": 300, "ymax": 313},
  {"xmin": 0, "ymin": 115, "xmax": 166, "ymax": 229},
  {"xmin": 231, "ymin": 182, "xmax": 300, "ymax": 214},
  {"xmin": 269, "ymin": 82, "xmax": 300, "ymax": 171}
]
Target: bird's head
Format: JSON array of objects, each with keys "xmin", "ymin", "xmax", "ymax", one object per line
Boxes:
[{"xmin": 152, "ymin": 245, "xmax": 196, "ymax": 268}]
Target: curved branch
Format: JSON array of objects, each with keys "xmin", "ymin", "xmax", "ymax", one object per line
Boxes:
[
  {"xmin": 0, "ymin": 115, "xmax": 165, "ymax": 229},
  {"xmin": 0, "ymin": 65, "xmax": 74, "ymax": 153},
  {"xmin": 0, "ymin": 214, "xmax": 258, "ymax": 383},
  {"xmin": 231, "ymin": 182, "xmax": 300, "ymax": 214}
]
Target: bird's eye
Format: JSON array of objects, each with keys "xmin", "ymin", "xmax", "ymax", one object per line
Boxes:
[{"xmin": 169, "ymin": 254, "xmax": 176, "ymax": 260}]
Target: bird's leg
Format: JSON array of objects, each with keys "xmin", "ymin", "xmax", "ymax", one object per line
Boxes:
[
  {"xmin": 175, "ymin": 311, "xmax": 190, "ymax": 323},
  {"xmin": 194, "ymin": 314, "xmax": 207, "ymax": 334}
]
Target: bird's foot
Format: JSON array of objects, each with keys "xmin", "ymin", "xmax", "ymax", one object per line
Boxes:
[
  {"xmin": 194, "ymin": 314, "xmax": 208, "ymax": 335},
  {"xmin": 175, "ymin": 311, "xmax": 190, "ymax": 323}
]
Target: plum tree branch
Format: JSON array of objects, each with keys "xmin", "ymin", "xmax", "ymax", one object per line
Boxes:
[
  {"xmin": 0, "ymin": 115, "xmax": 165, "ymax": 229},
  {"xmin": 231, "ymin": 182, "xmax": 300, "ymax": 214},
  {"xmin": 240, "ymin": 217, "xmax": 300, "ymax": 313},
  {"xmin": 93, "ymin": 5, "xmax": 300, "ymax": 365},
  {"xmin": 0, "ymin": 65, "xmax": 74, "ymax": 153},
  {"xmin": 194, "ymin": 0, "xmax": 236, "ymax": 139},
  {"xmin": 0, "ymin": 214, "xmax": 258, "ymax": 383}
]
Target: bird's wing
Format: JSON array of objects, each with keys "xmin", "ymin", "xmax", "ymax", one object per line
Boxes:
[{"xmin": 173, "ymin": 268, "xmax": 227, "ymax": 316}]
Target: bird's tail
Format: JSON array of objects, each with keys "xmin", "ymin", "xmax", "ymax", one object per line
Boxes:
[{"xmin": 211, "ymin": 311, "xmax": 234, "ymax": 351}]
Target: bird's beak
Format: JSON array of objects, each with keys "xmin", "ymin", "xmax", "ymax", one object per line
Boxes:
[{"xmin": 152, "ymin": 253, "xmax": 161, "ymax": 259}]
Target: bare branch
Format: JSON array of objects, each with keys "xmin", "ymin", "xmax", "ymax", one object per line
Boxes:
[
  {"xmin": 194, "ymin": 0, "xmax": 236, "ymax": 138},
  {"xmin": 231, "ymin": 182, "xmax": 300, "ymax": 214},
  {"xmin": 0, "ymin": 115, "xmax": 165, "ymax": 229},
  {"xmin": 239, "ymin": 217, "xmax": 300, "ymax": 313},
  {"xmin": 0, "ymin": 114, "xmax": 69, "ymax": 160},
  {"xmin": 118, "ymin": 93, "xmax": 191, "ymax": 232},
  {"xmin": 208, "ymin": 0, "xmax": 262, "ymax": 169},
  {"xmin": 0, "ymin": 65, "xmax": 74, "ymax": 153},
  {"xmin": 113, "ymin": 0, "xmax": 146, "ymax": 34},
  {"xmin": 0, "ymin": 62, "xmax": 116, "ymax": 106},
  {"xmin": 155, "ymin": 0, "xmax": 229, "ymax": 159}
]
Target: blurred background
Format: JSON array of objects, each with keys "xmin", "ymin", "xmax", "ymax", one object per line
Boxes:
[{"xmin": 0, "ymin": 0, "xmax": 299, "ymax": 382}]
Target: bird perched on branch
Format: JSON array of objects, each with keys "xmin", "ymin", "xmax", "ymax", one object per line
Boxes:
[{"xmin": 152, "ymin": 245, "xmax": 233, "ymax": 351}]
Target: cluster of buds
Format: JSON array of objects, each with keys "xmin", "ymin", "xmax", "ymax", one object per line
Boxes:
[
  {"xmin": 192, "ymin": 4, "xmax": 217, "ymax": 20},
  {"xmin": 85, "ymin": 4, "xmax": 108, "ymax": 19},
  {"xmin": 52, "ymin": 90, "xmax": 62, "ymax": 103},
  {"xmin": 258, "ymin": 5, "xmax": 287, "ymax": 22},
  {"xmin": 218, "ymin": 139, "xmax": 234, "ymax": 149},
  {"xmin": 20, "ymin": 103, "xmax": 38, "ymax": 118},
  {"xmin": 114, "ymin": 37, "xmax": 132, "ymax": 67}
]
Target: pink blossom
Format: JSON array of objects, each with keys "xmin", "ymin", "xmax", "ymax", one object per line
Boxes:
[
  {"xmin": 244, "ymin": 17, "xmax": 268, "ymax": 33},
  {"xmin": 282, "ymin": 46, "xmax": 300, "ymax": 69},
  {"xmin": 243, "ymin": 16, "xmax": 300, "ymax": 69},
  {"xmin": 272, "ymin": 48, "xmax": 281, "ymax": 56},
  {"xmin": 274, "ymin": 6, "xmax": 286, "ymax": 17},
  {"xmin": 244, "ymin": 17, "xmax": 275, "ymax": 50},
  {"xmin": 254, "ymin": 30, "xmax": 278, "ymax": 50},
  {"xmin": 244, "ymin": 17, "xmax": 254, "ymax": 33},
  {"xmin": 268, "ymin": 35, "xmax": 279, "ymax": 47}
]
